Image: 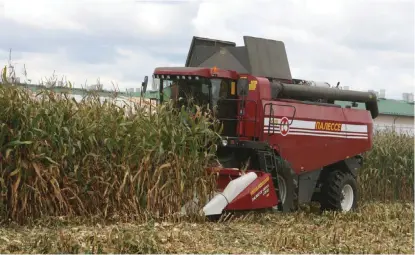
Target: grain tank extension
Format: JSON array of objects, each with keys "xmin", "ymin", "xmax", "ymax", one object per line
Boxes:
[{"xmin": 151, "ymin": 35, "xmax": 378, "ymax": 218}]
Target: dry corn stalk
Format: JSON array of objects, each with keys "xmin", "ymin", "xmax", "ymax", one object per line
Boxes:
[{"xmin": 0, "ymin": 85, "xmax": 221, "ymax": 224}]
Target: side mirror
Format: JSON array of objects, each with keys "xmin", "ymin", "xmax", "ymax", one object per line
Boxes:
[
  {"xmin": 237, "ymin": 78, "xmax": 249, "ymax": 96},
  {"xmin": 141, "ymin": 75, "xmax": 148, "ymax": 95}
]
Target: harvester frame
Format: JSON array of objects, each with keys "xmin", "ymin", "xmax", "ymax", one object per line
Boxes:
[{"xmin": 144, "ymin": 35, "xmax": 378, "ymax": 218}]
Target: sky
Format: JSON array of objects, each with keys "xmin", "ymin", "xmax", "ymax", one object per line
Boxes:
[{"xmin": 0, "ymin": 0, "xmax": 414, "ymax": 99}]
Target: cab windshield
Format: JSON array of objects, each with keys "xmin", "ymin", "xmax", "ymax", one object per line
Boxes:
[{"xmin": 153, "ymin": 76, "xmax": 232, "ymax": 111}]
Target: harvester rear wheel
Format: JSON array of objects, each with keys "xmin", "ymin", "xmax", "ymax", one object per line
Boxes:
[{"xmin": 319, "ymin": 170, "xmax": 358, "ymax": 212}]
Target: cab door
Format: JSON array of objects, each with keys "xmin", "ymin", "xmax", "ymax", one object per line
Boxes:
[{"xmin": 212, "ymin": 78, "xmax": 238, "ymax": 137}]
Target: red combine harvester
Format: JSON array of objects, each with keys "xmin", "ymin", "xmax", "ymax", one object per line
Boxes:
[{"xmin": 147, "ymin": 36, "xmax": 379, "ymax": 218}]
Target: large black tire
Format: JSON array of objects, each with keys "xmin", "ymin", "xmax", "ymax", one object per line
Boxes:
[
  {"xmin": 274, "ymin": 159, "xmax": 296, "ymax": 213},
  {"xmin": 319, "ymin": 170, "xmax": 358, "ymax": 212}
]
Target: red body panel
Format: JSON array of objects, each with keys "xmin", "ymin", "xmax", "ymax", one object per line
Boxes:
[
  {"xmin": 225, "ymin": 172, "xmax": 278, "ymax": 210},
  {"xmin": 232, "ymin": 72, "xmax": 374, "ymax": 174},
  {"xmin": 260, "ymin": 99, "xmax": 373, "ymax": 174},
  {"xmin": 234, "ymin": 75, "xmax": 270, "ymax": 138},
  {"xmin": 207, "ymin": 168, "xmax": 278, "ymax": 211},
  {"xmin": 209, "ymin": 168, "xmax": 243, "ymax": 191},
  {"xmin": 153, "ymin": 67, "xmax": 374, "ymax": 174}
]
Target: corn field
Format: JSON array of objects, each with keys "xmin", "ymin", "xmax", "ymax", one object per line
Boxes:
[
  {"xmin": 359, "ymin": 128, "xmax": 414, "ymax": 202},
  {"xmin": 0, "ymin": 80, "xmax": 413, "ymax": 224},
  {"xmin": 0, "ymin": 84, "xmax": 222, "ymax": 224}
]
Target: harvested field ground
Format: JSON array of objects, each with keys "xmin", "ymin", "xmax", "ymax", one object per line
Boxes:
[{"xmin": 1, "ymin": 202, "xmax": 413, "ymax": 254}]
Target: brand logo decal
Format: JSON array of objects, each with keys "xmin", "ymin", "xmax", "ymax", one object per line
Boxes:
[
  {"xmin": 280, "ymin": 117, "xmax": 290, "ymax": 136},
  {"xmin": 315, "ymin": 121, "xmax": 342, "ymax": 132}
]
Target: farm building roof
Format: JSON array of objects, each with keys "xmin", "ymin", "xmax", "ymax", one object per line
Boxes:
[{"xmin": 335, "ymin": 99, "xmax": 414, "ymax": 117}]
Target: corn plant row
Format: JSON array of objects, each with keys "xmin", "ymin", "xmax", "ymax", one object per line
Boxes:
[
  {"xmin": 359, "ymin": 128, "xmax": 414, "ymax": 202},
  {"xmin": 0, "ymin": 85, "xmax": 221, "ymax": 224}
]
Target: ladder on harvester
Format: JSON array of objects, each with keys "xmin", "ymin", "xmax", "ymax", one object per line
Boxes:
[
  {"xmin": 259, "ymin": 103, "xmax": 297, "ymax": 210},
  {"xmin": 258, "ymin": 149, "xmax": 283, "ymax": 209}
]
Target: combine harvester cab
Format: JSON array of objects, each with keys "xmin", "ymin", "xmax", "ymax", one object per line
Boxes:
[{"xmin": 150, "ymin": 35, "xmax": 379, "ymax": 219}]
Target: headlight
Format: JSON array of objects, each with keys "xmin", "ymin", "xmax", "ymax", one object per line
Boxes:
[{"xmin": 222, "ymin": 140, "xmax": 228, "ymax": 146}]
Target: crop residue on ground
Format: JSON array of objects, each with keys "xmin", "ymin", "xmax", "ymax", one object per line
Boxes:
[{"xmin": 0, "ymin": 202, "xmax": 413, "ymax": 254}]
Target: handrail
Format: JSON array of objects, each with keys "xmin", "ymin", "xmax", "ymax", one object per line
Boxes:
[{"xmin": 262, "ymin": 102, "xmax": 297, "ymax": 141}]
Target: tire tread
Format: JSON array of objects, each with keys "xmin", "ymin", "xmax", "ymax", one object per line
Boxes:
[{"xmin": 320, "ymin": 170, "xmax": 358, "ymax": 211}]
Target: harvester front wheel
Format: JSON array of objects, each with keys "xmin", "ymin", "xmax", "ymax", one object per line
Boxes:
[
  {"xmin": 274, "ymin": 167, "xmax": 295, "ymax": 213},
  {"xmin": 320, "ymin": 170, "xmax": 358, "ymax": 212}
]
